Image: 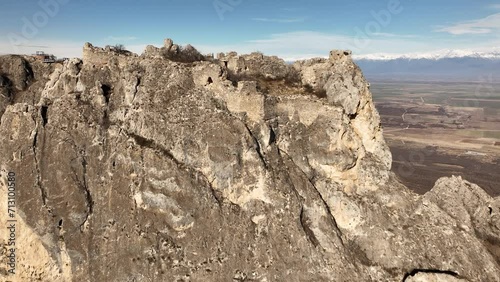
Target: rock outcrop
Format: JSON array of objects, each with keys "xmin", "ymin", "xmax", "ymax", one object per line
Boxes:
[{"xmin": 0, "ymin": 40, "xmax": 499, "ymax": 282}]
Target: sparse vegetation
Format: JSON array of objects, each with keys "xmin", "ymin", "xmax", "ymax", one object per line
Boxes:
[
  {"xmin": 304, "ymin": 84, "xmax": 314, "ymax": 93},
  {"xmin": 284, "ymin": 67, "xmax": 301, "ymax": 86},
  {"xmin": 105, "ymin": 44, "xmax": 132, "ymax": 55},
  {"xmin": 162, "ymin": 44, "xmax": 206, "ymax": 63},
  {"xmin": 114, "ymin": 44, "xmax": 126, "ymax": 52},
  {"xmin": 226, "ymin": 66, "xmax": 328, "ymax": 99},
  {"xmin": 251, "ymin": 51, "xmax": 264, "ymax": 56},
  {"xmin": 312, "ymin": 86, "xmax": 328, "ymax": 99},
  {"xmin": 304, "ymin": 83, "xmax": 328, "ymax": 99}
]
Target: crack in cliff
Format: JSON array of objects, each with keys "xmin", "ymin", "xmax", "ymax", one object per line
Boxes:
[
  {"xmin": 243, "ymin": 124, "xmax": 267, "ymax": 169},
  {"xmin": 213, "ymin": 99, "xmax": 268, "ymax": 169},
  {"xmin": 205, "ymin": 178, "xmax": 223, "ymax": 207},
  {"xmin": 128, "ymin": 132, "xmax": 181, "ymax": 165},
  {"xmin": 125, "ymin": 130, "xmax": 222, "ymax": 207},
  {"xmin": 32, "ymin": 129, "xmax": 47, "ymax": 206},
  {"xmin": 101, "ymin": 84, "xmax": 112, "ymax": 104},
  {"xmin": 41, "ymin": 106, "xmax": 49, "ymax": 127},
  {"xmin": 79, "ymin": 151, "xmax": 94, "ymax": 230},
  {"xmin": 278, "ymin": 148, "xmax": 344, "ymax": 246},
  {"xmin": 132, "ymin": 77, "xmax": 141, "ymax": 102},
  {"xmin": 299, "ymin": 206, "xmax": 320, "ymax": 247},
  {"xmin": 31, "ymin": 114, "xmax": 49, "ymax": 209},
  {"xmin": 402, "ymin": 269, "xmax": 460, "ymax": 282}
]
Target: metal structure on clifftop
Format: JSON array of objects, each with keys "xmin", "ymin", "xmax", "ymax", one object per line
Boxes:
[{"xmin": 32, "ymin": 51, "xmax": 56, "ymax": 63}]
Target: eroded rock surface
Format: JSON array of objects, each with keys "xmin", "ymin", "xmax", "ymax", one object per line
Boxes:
[{"xmin": 0, "ymin": 40, "xmax": 499, "ymax": 282}]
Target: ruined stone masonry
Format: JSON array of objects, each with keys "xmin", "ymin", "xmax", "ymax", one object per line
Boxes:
[{"xmin": 0, "ymin": 39, "xmax": 499, "ymax": 281}]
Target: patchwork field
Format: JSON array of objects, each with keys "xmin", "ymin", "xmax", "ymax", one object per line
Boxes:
[{"xmin": 371, "ymin": 81, "xmax": 500, "ymax": 196}]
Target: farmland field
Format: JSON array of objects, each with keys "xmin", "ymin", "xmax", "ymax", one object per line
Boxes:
[{"xmin": 371, "ymin": 80, "xmax": 500, "ymax": 196}]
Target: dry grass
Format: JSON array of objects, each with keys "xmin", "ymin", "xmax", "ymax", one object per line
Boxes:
[{"xmin": 227, "ymin": 69, "xmax": 328, "ymax": 99}]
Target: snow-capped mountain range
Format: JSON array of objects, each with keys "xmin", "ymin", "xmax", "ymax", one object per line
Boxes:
[
  {"xmin": 353, "ymin": 49, "xmax": 500, "ymax": 82},
  {"xmin": 353, "ymin": 49, "xmax": 500, "ymax": 61}
]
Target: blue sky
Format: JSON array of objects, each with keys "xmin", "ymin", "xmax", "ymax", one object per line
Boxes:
[{"xmin": 1, "ymin": 0, "xmax": 500, "ymax": 59}]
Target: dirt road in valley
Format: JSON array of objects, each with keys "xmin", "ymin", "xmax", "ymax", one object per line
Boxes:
[{"xmin": 371, "ymin": 81, "xmax": 500, "ymax": 196}]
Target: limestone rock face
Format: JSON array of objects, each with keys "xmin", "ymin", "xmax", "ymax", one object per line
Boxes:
[
  {"xmin": 0, "ymin": 55, "xmax": 55, "ymax": 120},
  {"xmin": 0, "ymin": 42, "xmax": 499, "ymax": 282},
  {"xmin": 0, "ymin": 55, "xmax": 33, "ymax": 117},
  {"xmin": 0, "ymin": 55, "xmax": 34, "ymax": 91},
  {"xmin": 219, "ymin": 51, "xmax": 295, "ymax": 80}
]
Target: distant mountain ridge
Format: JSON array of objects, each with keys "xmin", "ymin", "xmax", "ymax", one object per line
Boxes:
[
  {"xmin": 353, "ymin": 49, "xmax": 500, "ymax": 61},
  {"xmin": 353, "ymin": 49, "xmax": 500, "ymax": 82}
]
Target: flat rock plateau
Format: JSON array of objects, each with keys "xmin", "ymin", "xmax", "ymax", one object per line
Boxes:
[{"xmin": 0, "ymin": 40, "xmax": 499, "ymax": 282}]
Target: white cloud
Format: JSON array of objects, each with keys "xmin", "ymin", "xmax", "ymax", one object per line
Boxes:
[
  {"xmin": 372, "ymin": 32, "xmax": 397, "ymax": 37},
  {"xmin": 125, "ymin": 44, "xmax": 149, "ymax": 55},
  {"xmin": 105, "ymin": 36, "xmax": 138, "ymax": 42},
  {"xmin": 2, "ymin": 31, "xmax": 499, "ymax": 62},
  {"xmin": 195, "ymin": 30, "xmax": 500, "ymax": 61},
  {"xmin": 195, "ymin": 31, "xmax": 437, "ymax": 61},
  {"xmin": 0, "ymin": 37, "xmax": 152, "ymax": 59},
  {"xmin": 0, "ymin": 39, "xmax": 84, "ymax": 58},
  {"xmin": 372, "ymin": 32, "xmax": 418, "ymax": 38},
  {"xmin": 436, "ymin": 13, "xmax": 500, "ymax": 35},
  {"xmin": 252, "ymin": 18, "xmax": 305, "ymax": 23}
]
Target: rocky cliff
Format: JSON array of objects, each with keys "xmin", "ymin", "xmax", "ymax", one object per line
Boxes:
[{"xmin": 0, "ymin": 39, "xmax": 499, "ymax": 282}]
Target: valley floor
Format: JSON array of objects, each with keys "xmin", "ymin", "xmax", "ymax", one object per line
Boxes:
[{"xmin": 371, "ymin": 80, "xmax": 500, "ymax": 196}]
